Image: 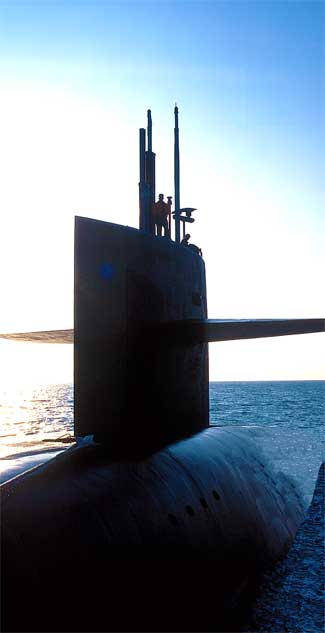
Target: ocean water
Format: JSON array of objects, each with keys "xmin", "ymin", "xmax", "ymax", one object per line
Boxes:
[
  {"xmin": 0, "ymin": 383, "xmax": 74, "ymax": 482},
  {"xmin": 0, "ymin": 381, "xmax": 324, "ymax": 506}
]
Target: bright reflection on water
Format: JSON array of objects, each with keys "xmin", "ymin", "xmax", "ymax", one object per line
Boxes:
[{"xmin": 0, "ymin": 383, "xmax": 73, "ymax": 459}]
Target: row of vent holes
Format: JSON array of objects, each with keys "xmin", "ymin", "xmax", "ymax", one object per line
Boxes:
[{"xmin": 168, "ymin": 490, "xmax": 220, "ymax": 526}]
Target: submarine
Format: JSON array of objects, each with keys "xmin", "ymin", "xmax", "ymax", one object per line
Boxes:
[{"xmin": 1, "ymin": 107, "xmax": 324, "ymax": 633}]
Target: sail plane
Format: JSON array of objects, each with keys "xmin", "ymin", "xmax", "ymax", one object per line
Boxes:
[{"xmin": 1, "ymin": 318, "xmax": 323, "ymax": 344}]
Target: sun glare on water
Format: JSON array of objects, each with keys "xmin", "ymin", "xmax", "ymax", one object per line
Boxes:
[{"xmin": 0, "ymin": 379, "xmax": 74, "ymax": 460}]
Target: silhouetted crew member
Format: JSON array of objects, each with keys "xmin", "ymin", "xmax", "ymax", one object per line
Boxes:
[
  {"xmin": 181, "ymin": 233, "xmax": 191, "ymax": 246},
  {"xmin": 153, "ymin": 194, "xmax": 171, "ymax": 237},
  {"xmin": 181, "ymin": 234, "xmax": 202, "ymax": 256}
]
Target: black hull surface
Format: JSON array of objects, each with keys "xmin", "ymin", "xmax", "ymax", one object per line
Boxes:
[{"xmin": 1, "ymin": 428, "xmax": 304, "ymax": 632}]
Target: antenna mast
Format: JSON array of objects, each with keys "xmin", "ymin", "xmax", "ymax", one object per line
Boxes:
[
  {"xmin": 139, "ymin": 128, "xmax": 146, "ymax": 230},
  {"xmin": 174, "ymin": 104, "xmax": 181, "ymax": 243},
  {"xmin": 147, "ymin": 109, "xmax": 152, "ymax": 152},
  {"xmin": 139, "ymin": 110, "xmax": 156, "ymax": 233},
  {"xmin": 146, "ymin": 109, "xmax": 155, "ymax": 233}
]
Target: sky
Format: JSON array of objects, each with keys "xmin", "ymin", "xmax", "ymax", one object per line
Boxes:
[{"xmin": 0, "ymin": 0, "xmax": 324, "ymax": 384}]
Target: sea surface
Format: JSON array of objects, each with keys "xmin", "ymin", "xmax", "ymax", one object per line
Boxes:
[{"xmin": 0, "ymin": 380, "xmax": 324, "ymax": 505}]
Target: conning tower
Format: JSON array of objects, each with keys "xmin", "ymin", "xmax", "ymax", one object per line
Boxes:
[{"xmin": 75, "ymin": 108, "xmax": 208, "ymax": 455}]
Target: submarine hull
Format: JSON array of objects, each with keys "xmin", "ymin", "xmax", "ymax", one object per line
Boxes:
[{"xmin": 1, "ymin": 427, "xmax": 304, "ymax": 632}]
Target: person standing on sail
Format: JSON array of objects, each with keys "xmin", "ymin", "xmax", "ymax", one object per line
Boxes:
[{"xmin": 153, "ymin": 194, "xmax": 172, "ymax": 237}]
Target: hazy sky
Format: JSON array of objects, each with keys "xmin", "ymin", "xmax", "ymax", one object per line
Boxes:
[{"xmin": 0, "ymin": 0, "xmax": 324, "ymax": 384}]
